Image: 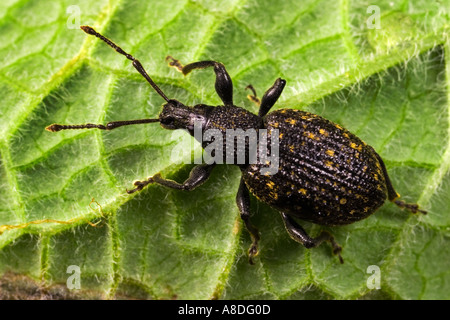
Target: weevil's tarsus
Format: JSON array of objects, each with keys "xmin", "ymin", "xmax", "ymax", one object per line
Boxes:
[
  {"xmin": 127, "ymin": 164, "xmax": 216, "ymax": 194},
  {"xmin": 245, "ymin": 84, "xmax": 261, "ymax": 106},
  {"xmin": 127, "ymin": 176, "xmax": 155, "ymax": 194},
  {"xmin": 45, "ymin": 118, "xmax": 159, "ymax": 132},
  {"xmin": 166, "ymin": 55, "xmax": 184, "ymax": 72},
  {"xmin": 80, "ymin": 25, "xmax": 170, "ymax": 103},
  {"xmin": 394, "ymin": 200, "xmax": 427, "ymax": 214}
]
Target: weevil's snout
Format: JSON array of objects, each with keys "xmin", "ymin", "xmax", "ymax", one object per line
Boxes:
[{"xmin": 159, "ymin": 99, "xmax": 192, "ymax": 130}]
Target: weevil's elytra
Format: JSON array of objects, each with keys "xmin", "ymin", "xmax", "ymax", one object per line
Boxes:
[{"xmin": 46, "ymin": 26, "xmax": 427, "ymax": 265}]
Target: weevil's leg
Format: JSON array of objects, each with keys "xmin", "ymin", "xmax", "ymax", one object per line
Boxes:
[
  {"xmin": 374, "ymin": 153, "xmax": 427, "ymax": 214},
  {"xmin": 258, "ymin": 78, "xmax": 286, "ymax": 117},
  {"xmin": 236, "ymin": 177, "xmax": 260, "ymax": 265},
  {"xmin": 166, "ymin": 56, "xmax": 233, "ymax": 106},
  {"xmin": 45, "ymin": 118, "xmax": 159, "ymax": 132},
  {"xmin": 245, "ymin": 84, "xmax": 261, "ymax": 106},
  {"xmin": 280, "ymin": 212, "xmax": 344, "ymax": 264},
  {"xmin": 127, "ymin": 163, "xmax": 216, "ymax": 194}
]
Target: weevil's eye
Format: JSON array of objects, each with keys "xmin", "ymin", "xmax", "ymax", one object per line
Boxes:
[
  {"xmin": 159, "ymin": 115, "xmax": 177, "ymax": 129},
  {"xmin": 160, "ymin": 116, "xmax": 174, "ymax": 126}
]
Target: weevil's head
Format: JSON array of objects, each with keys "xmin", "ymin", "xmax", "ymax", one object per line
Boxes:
[{"xmin": 159, "ymin": 99, "xmax": 212, "ymax": 134}]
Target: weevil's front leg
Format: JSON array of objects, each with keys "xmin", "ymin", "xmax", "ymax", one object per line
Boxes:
[
  {"xmin": 280, "ymin": 212, "xmax": 344, "ymax": 264},
  {"xmin": 236, "ymin": 177, "xmax": 260, "ymax": 265},
  {"xmin": 127, "ymin": 163, "xmax": 216, "ymax": 194},
  {"xmin": 166, "ymin": 56, "xmax": 233, "ymax": 106}
]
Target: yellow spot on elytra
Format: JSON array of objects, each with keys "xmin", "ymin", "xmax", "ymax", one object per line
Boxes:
[
  {"xmin": 289, "ymin": 145, "xmax": 295, "ymax": 152},
  {"xmin": 373, "ymin": 173, "xmax": 379, "ymax": 181},
  {"xmin": 362, "ymin": 166, "xmax": 368, "ymax": 172},
  {"xmin": 350, "ymin": 142, "xmax": 363, "ymax": 151},
  {"xmin": 324, "ymin": 160, "xmax": 334, "ymax": 168},
  {"xmin": 285, "ymin": 118, "xmax": 297, "ymax": 125},
  {"xmin": 364, "ymin": 206, "xmax": 371, "ymax": 213},
  {"xmin": 343, "ymin": 132, "xmax": 350, "ymax": 139},
  {"xmin": 325, "ymin": 149, "xmax": 335, "ymax": 157},
  {"xmin": 266, "ymin": 181, "xmax": 275, "ymax": 189},
  {"xmin": 304, "ymin": 131, "xmax": 318, "ymax": 140},
  {"xmin": 272, "ymin": 122, "xmax": 279, "ymax": 128},
  {"xmin": 349, "ymin": 210, "xmax": 356, "ymax": 215},
  {"xmin": 279, "ymin": 133, "xmax": 284, "ymax": 139},
  {"xmin": 335, "ymin": 124, "xmax": 343, "ymax": 130},
  {"xmin": 340, "ymin": 198, "xmax": 347, "ymax": 205},
  {"xmin": 299, "ymin": 188, "xmax": 307, "ymax": 195},
  {"xmin": 319, "ymin": 128, "xmax": 328, "ymax": 136}
]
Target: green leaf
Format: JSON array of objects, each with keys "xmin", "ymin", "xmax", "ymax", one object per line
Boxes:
[{"xmin": 1, "ymin": 0, "xmax": 449, "ymax": 300}]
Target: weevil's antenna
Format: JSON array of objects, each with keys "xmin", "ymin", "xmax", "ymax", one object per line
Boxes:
[
  {"xmin": 80, "ymin": 25, "xmax": 170, "ymax": 103},
  {"xmin": 45, "ymin": 118, "xmax": 160, "ymax": 132}
]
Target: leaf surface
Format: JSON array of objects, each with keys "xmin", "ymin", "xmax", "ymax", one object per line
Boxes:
[{"xmin": 0, "ymin": 0, "xmax": 449, "ymax": 299}]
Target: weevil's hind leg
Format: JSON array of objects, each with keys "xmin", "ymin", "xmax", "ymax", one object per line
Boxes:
[
  {"xmin": 245, "ymin": 84, "xmax": 261, "ymax": 107},
  {"xmin": 280, "ymin": 212, "xmax": 344, "ymax": 264},
  {"xmin": 236, "ymin": 177, "xmax": 260, "ymax": 265},
  {"xmin": 166, "ymin": 56, "xmax": 233, "ymax": 106},
  {"xmin": 374, "ymin": 153, "xmax": 427, "ymax": 215},
  {"xmin": 127, "ymin": 163, "xmax": 216, "ymax": 194},
  {"xmin": 258, "ymin": 78, "xmax": 286, "ymax": 117}
]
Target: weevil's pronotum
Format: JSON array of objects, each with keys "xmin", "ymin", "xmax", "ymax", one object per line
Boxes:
[{"xmin": 46, "ymin": 26, "xmax": 427, "ymax": 264}]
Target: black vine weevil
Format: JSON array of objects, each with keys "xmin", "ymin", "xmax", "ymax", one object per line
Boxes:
[{"xmin": 46, "ymin": 26, "xmax": 427, "ymax": 264}]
